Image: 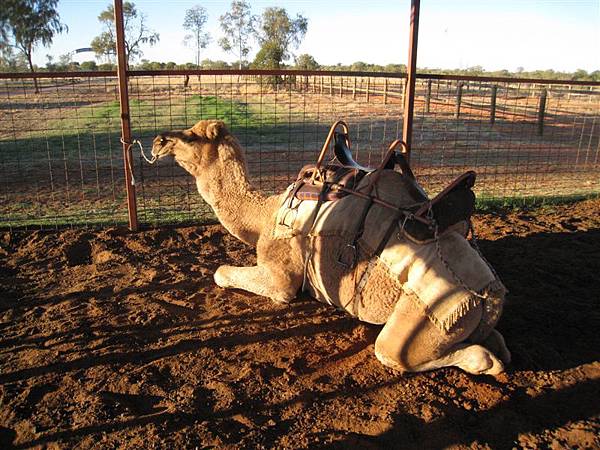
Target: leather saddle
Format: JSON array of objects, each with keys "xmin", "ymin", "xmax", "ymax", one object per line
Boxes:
[{"xmin": 290, "ymin": 120, "xmax": 476, "ymax": 243}]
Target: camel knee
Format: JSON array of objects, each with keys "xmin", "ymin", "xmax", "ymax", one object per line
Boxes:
[
  {"xmin": 374, "ymin": 330, "xmax": 442, "ymax": 373},
  {"xmin": 374, "ymin": 339, "xmax": 409, "ymax": 373}
]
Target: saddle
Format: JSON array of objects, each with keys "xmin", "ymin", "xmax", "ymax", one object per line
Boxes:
[{"xmin": 290, "ymin": 120, "xmax": 476, "ymax": 244}]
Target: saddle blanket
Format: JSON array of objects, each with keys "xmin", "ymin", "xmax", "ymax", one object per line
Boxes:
[{"xmin": 272, "ymin": 170, "xmax": 505, "ymax": 335}]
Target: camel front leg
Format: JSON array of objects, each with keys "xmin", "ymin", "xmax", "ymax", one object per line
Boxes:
[{"xmin": 214, "ymin": 264, "xmax": 300, "ymax": 304}]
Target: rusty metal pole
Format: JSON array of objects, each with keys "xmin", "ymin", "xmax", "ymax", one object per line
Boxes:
[
  {"xmin": 402, "ymin": 0, "xmax": 420, "ymax": 162},
  {"xmin": 114, "ymin": 0, "xmax": 138, "ymax": 231}
]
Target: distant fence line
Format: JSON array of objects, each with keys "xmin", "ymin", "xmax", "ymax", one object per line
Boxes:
[{"xmin": 0, "ymin": 69, "xmax": 599, "ymax": 229}]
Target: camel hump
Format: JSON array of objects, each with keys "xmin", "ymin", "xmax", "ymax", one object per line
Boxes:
[{"xmin": 190, "ymin": 120, "xmax": 228, "ymax": 140}]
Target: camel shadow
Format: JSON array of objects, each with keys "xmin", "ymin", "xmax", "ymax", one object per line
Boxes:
[
  {"xmin": 315, "ymin": 376, "xmax": 600, "ymax": 449},
  {"xmin": 479, "ymin": 228, "xmax": 600, "ymax": 372}
]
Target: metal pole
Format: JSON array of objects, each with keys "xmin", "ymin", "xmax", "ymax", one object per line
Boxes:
[
  {"xmin": 402, "ymin": 0, "xmax": 420, "ymax": 162},
  {"xmin": 114, "ymin": 0, "xmax": 139, "ymax": 231}
]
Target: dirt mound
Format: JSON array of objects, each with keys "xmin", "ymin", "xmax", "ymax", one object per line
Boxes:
[{"xmin": 1, "ymin": 200, "xmax": 599, "ymax": 449}]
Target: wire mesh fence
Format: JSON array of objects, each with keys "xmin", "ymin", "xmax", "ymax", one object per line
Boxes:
[
  {"xmin": 411, "ymin": 75, "xmax": 600, "ymax": 199},
  {"xmin": 0, "ymin": 73, "xmax": 129, "ymax": 228},
  {"xmin": 0, "ymin": 70, "xmax": 599, "ymax": 230},
  {"xmin": 129, "ymin": 71, "xmax": 408, "ymax": 225}
]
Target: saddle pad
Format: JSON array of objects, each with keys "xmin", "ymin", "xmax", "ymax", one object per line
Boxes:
[{"xmin": 272, "ymin": 169, "xmax": 502, "ymax": 332}]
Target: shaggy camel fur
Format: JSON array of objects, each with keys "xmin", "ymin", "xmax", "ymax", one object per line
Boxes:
[{"xmin": 151, "ymin": 119, "xmax": 511, "ymax": 375}]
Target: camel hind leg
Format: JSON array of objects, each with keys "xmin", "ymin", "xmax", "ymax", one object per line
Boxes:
[{"xmin": 374, "ymin": 294, "xmax": 505, "ymax": 375}]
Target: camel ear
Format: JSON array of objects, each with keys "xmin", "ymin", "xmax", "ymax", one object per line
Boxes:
[{"xmin": 190, "ymin": 120, "xmax": 227, "ymax": 140}]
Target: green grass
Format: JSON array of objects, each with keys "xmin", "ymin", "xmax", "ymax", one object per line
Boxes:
[
  {"xmin": 41, "ymin": 94, "xmax": 268, "ymax": 135},
  {"xmin": 475, "ymin": 192, "xmax": 598, "ymax": 213},
  {"xmin": 0, "ymin": 94, "xmax": 289, "ymax": 161}
]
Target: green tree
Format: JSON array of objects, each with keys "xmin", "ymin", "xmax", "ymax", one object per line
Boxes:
[
  {"xmin": 1, "ymin": 0, "xmax": 66, "ymax": 90},
  {"xmin": 251, "ymin": 40, "xmax": 284, "ymax": 69},
  {"xmin": 183, "ymin": 5, "xmax": 211, "ymax": 68},
  {"xmin": 572, "ymin": 69, "xmax": 590, "ymax": 81},
  {"xmin": 80, "ymin": 60, "xmax": 98, "ymax": 71},
  {"xmin": 253, "ymin": 7, "xmax": 307, "ymax": 69},
  {"xmin": 0, "ymin": 46, "xmax": 27, "ymax": 72},
  {"xmin": 219, "ymin": 0, "xmax": 256, "ymax": 70},
  {"xmin": 91, "ymin": 2, "xmax": 159, "ymax": 66},
  {"xmin": 201, "ymin": 59, "xmax": 231, "ymax": 69},
  {"xmin": 295, "ymin": 53, "xmax": 318, "ymax": 70},
  {"xmin": 98, "ymin": 62, "xmax": 116, "ymax": 71},
  {"xmin": 384, "ymin": 63, "xmax": 407, "ymax": 73}
]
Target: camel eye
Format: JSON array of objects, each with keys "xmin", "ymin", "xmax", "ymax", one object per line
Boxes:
[{"xmin": 160, "ymin": 137, "xmax": 166, "ymax": 145}]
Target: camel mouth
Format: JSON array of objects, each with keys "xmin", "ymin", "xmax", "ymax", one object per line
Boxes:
[{"xmin": 151, "ymin": 135, "xmax": 174, "ymax": 159}]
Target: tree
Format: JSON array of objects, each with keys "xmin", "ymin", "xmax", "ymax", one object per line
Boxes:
[
  {"xmin": 1, "ymin": 0, "xmax": 66, "ymax": 90},
  {"xmin": 219, "ymin": 0, "xmax": 256, "ymax": 70},
  {"xmin": 572, "ymin": 69, "xmax": 590, "ymax": 81},
  {"xmin": 253, "ymin": 7, "xmax": 307, "ymax": 69},
  {"xmin": 91, "ymin": 2, "xmax": 159, "ymax": 66},
  {"xmin": 0, "ymin": 46, "xmax": 27, "ymax": 73},
  {"xmin": 251, "ymin": 40, "xmax": 284, "ymax": 69},
  {"xmin": 183, "ymin": 5, "xmax": 210, "ymax": 68},
  {"xmin": 295, "ymin": 53, "xmax": 318, "ymax": 70},
  {"xmin": 80, "ymin": 60, "xmax": 98, "ymax": 71}
]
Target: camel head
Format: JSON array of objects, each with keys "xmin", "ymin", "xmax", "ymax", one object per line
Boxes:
[{"xmin": 151, "ymin": 119, "xmax": 243, "ymax": 177}]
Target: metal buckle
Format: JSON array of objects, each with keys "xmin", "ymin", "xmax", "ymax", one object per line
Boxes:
[
  {"xmin": 337, "ymin": 243, "xmax": 357, "ymax": 270},
  {"xmin": 396, "ymin": 213, "xmax": 414, "ymax": 241}
]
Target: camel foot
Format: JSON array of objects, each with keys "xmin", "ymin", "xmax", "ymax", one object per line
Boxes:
[
  {"xmin": 376, "ymin": 343, "xmax": 505, "ymax": 376},
  {"xmin": 450, "ymin": 344, "xmax": 505, "ymax": 375}
]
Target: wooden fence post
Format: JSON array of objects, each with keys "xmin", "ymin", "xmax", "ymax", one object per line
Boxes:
[
  {"xmin": 329, "ymin": 76, "xmax": 333, "ymax": 96},
  {"xmin": 340, "ymin": 77, "xmax": 343, "ymax": 97},
  {"xmin": 366, "ymin": 77, "xmax": 371, "ymax": 103},
  {"xmin": 353, "ymin": 77, "xmax": 357, "ymax": 99},
  {"xmin": 537, "ymin": 88, "xmax": 547, "ymax": 136},
  {"xmin": 455, "ymin": 82, "xmax": 464, "ymax": 118},
  {"xmin": 490, "ymin": 85, "xmax": 498, "ymax": 125},
  {"xmin": 425, "ymin": 79, "xmax": 431, "ymax": 113},
  {"xmin": 384, "ymin": 78, "xmax": 388, "ymax": 104}
]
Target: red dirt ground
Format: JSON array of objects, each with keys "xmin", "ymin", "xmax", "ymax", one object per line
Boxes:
[{"xmin": 1, "ymin": 200, "xmax": 599, "ymax": 449}]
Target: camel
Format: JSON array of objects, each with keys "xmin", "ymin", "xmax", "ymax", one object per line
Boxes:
[{"xmin": 150, "ymin": 119, "xmax": 511, "ymax": 375}]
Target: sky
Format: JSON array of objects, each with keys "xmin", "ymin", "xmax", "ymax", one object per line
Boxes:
[{"xmin": 32, "ymin": 0, "xmax": 600, "ymax": 72}]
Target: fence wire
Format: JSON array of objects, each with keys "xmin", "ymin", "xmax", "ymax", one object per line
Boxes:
[
  {"xmin": 0, "ymin": 70, "xmax": 598, "ymax": 229},
  {"xmin": 412, "ymin": 76, "xmax": 600, "ymax": 199},
  {"xmin": 0, "ymin": 75, "xmax": 128, "ymax": 228}
]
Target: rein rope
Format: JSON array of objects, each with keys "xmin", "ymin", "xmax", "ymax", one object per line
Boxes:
[{"xmin": 120, "ymin": 137, "xmax": 157, "ymax": 186}]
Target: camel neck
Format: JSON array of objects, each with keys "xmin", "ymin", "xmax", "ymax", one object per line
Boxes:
[{"xmin": 194, "ymin": 157, "xmax": 271, "ymax": 247}]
